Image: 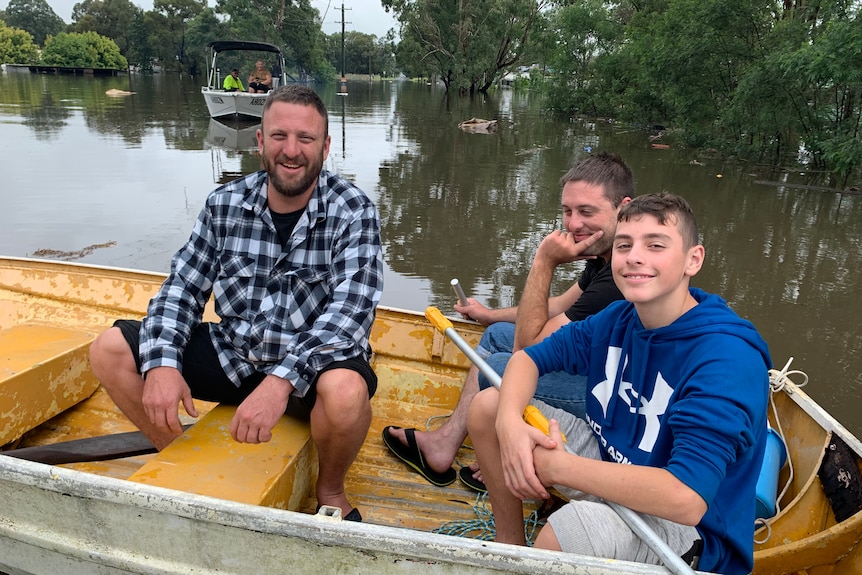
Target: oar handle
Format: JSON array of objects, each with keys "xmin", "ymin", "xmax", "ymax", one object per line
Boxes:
[
  {"xmin": 426, "ymin": 305, "xmax": 454, "ymax": 333},
  {"xmin": 450, "ymin": 278, "xmax": 469, "ymax": 306}
]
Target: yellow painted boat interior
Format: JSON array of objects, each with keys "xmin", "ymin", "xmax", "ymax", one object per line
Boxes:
[{"xmin": 2, "ymin": 257, "xmax": 862, "ymax": 573}]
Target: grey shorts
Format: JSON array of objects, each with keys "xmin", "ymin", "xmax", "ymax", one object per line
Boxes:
[{"xmin": 532, "ymin": 400, "xmax": 702, "ymax": 566}]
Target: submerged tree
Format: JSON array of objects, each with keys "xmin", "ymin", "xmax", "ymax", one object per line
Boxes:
[
  {"xmin": 542, "ymin": 0, "xmax": 625, "ymax": 115},
  {"xmin": 41, "ymin": 30, "xmax": 128, "ymax": 68},
  {"xmin": 722, "ymin": 2, "xmax": 862, "ymax": 183},
  {"xmin": 150, "ymin": 0, "xmax": 206, "ymax": 73},
  {"xmin": 538, "ymin": 0, "xmax": 861, "ymax": 182},
  {"xmin": 383, "ymin": 0, "xmax": 547, "ymax": 94}
]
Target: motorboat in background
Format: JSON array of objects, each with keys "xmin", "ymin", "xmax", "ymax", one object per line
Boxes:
[{"xmin": 202, "ymin": 40, "xmax": 290, "ymax": 120}]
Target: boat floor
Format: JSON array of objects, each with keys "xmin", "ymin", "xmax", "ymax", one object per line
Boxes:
[
  {"xmin": 301, "ymin": 398, "xmax": 489, "ymax": 531},
  {"xmin": 19, "ymin": 388, "xmax": 542, "ymax": 537}
]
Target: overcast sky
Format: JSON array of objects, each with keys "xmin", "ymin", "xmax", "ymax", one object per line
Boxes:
[{"xmin": 1, "ymin": 0, "xmax": 399, "ymax": 38}]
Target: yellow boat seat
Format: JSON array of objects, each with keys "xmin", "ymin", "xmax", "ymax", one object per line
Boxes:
[
  {"xmin": 0, "ymin": 324, "xmax": 98, "ymax": 446},
  {"xmin": 127, "ymin": 404, "xmax": 316, "ymax": 510}
]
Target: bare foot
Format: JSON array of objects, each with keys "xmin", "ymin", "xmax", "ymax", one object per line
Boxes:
[{"xmin": 464, "ymin": 462, "xmax": 484, "ymax": 484}]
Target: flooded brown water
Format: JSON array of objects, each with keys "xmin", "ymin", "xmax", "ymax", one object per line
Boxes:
[{"xmin": 1, "ymin": 69, "xmax": 860, "ymax": 436}]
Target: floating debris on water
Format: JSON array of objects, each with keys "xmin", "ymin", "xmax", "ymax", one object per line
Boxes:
[{"xmin": 32, "ymin": 241, "xmax": 117, "ymax": 261}]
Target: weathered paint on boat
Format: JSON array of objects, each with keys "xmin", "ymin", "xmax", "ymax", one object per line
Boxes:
[{"xmin": 0, "ymin": 256, "xmax": 860, "ymax": 574}]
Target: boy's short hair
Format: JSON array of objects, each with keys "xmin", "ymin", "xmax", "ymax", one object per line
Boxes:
[
  {"xmin": 618, "ymin": 192, "xmax": 699, "ymax": 248},
  {"xmin": 559, "ymin": 152, "xmax": 634, "ymax": 208}
]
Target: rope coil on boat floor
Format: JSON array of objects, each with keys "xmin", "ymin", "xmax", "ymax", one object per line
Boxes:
[{"xmin": 432, "ymin": 492, "xmax": 545, "ymax": 545}]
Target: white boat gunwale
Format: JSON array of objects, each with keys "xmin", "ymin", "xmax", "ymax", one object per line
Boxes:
[{"xmin": 0, "ymin": 455, "xmax": 685, "ymax": 574}]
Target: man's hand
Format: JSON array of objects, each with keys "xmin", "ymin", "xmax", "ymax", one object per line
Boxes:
[
  {"xmin": 535, "ymin": 229, "xmax": 603, "ymax": 267},
  {"xmin": 229, "ymin": 375, "xmax": 293, "ymax": 443},
  {"xmin": 454, "ymin": 298, "xmax": 494, "ymax": 324},
  {"xmin": 497, "ymin": 414, "xmax": 558, "ymax": 501},
  {"xmin": 142, "ymin": 366, "xmax": 198, "ymax": 435}
]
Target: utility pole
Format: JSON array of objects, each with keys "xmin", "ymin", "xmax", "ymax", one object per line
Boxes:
[{"xmin": 337, "ymin": 3, "xmax": 349, "ymax": 96}]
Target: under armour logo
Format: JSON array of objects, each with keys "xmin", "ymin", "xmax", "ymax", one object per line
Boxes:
[{"xmin": 591, "ymin": 347, "xmax": 674, "ymax": 452}]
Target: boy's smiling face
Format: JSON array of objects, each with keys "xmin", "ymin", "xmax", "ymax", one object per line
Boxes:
[{"xmin": 612, "ymin": 213, "xmax": 704, "ymax": 327}]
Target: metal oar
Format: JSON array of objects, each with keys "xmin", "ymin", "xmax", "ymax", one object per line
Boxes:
[
  {"xmin": 450, "ymin": 278, "xmax": 469, "ymax": 306},
  {"xmin": 424, "ymin": 306, "xmax": 697, "ymax": 575}
]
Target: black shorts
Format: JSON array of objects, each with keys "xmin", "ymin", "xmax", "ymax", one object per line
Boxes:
[
  {"xmin": 249, "ymin": 82, "xmax": 270, "ymax": 92},
  {"xmin": 114, "ymin": 320, "xmax": 377, "ymax": 419}
]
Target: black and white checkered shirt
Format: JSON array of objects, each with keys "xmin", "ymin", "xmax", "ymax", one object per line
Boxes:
[{"xmin": 139, "ymin": 169, "xmax": 383, "ymax": 397}]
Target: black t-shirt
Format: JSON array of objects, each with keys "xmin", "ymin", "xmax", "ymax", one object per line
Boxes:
[
  {"xmin": 563, "ymin": 257, "xmax": 623, "ymax": 322},
  {"xmin": 270, "ymin": 208, "xmax": 304, "ymax": 250}
]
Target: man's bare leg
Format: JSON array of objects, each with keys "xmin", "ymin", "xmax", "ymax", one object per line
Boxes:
[
  {"xmin": 387, "ymin": 364, "xmax": 482, "ymax": 473},
  {"xmin": 311, "ymin": 368, "xmax": 372, "ymax": 517},
  {"xmin": 468, "ymin": 387, "xmax": 528, "ymax": 545},
  {"xmin": 89, "ymin": 328, "xmax": 179, "ymax": 450}
]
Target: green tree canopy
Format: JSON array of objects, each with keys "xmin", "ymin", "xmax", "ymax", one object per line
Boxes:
[
  {"xmin": 542, "ymin": 0, "xmax": 624, "ymax": 115},
  {"xmin": 41, "ymin": 30, "xmax": 128, "ymax": 68},
  {"xmin": 384, "ymin": 0, "xmax": 546, "ymax": 93},
  {"xmin": 326, "ymin": 30, "xmax": 396, "ymax": 77},
  {"xmin": 0, "ymin": 19, "xmax": 41, "ymax": 63},
  {"xmin": 151, "ymin": 0, "xmax": 206, "ymax": 72},
  {"xmin": 124, "ymin": 8, "xmax": 156, "ymax": 69},
  {"xmin": 3, "ymin": 0, "xmax": 65, "ymax": 46},
  {"xmin": 538, "ymin": 0, "xmax": 862, "ymax": 183},
  {"xmin": 70, "ymin": 0, "xmax": 139, "ymax": 55},
  {"xmin": 214, "ymin": 0, "xmax": 332, "ymax": 79}
]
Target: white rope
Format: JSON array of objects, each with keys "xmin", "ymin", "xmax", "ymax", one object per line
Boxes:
[{"xmin": 756, "ymin": 357, "xmax": 809, "ymax": 542}]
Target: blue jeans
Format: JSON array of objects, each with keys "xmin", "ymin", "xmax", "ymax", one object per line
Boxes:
[{"xmin": 475, "ymin": 322, "xmax": 586, "ymax": 420}]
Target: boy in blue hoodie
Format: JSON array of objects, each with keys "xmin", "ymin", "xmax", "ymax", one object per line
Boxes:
[{"xmin": 468, "ymin": 193, "xmax": 771, "ymax": 575}]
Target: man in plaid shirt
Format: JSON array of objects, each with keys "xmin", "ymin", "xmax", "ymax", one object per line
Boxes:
[{"xmin": 90, "ymin": 85, "xmax": 384, "ymax": 521}]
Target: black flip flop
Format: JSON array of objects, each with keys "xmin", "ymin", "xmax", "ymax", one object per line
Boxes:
[
  {"xmin": 458, "ymin": 465, "xmax": 487, "ymax": 493},
  {"xmin": 382, "ymin": 426, "xmax": 456, "ymax": 487},
  {"xmin": 315, "ymin": 505, "xmax": 362, "ymax": 522}
]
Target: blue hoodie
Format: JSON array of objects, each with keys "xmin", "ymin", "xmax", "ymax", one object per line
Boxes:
[{"xmin": 524, "ymin": 288, "xmax": 771, "ymax": 575}]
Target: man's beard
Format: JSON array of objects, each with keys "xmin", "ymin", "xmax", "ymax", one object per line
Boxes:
[
  {"xmin": 579, "ymin": 232, "xmax": 614, "ymax": 258},
  {"xmin": 263, "ymin": 152, "xmax": 323, "ymax": 198}
]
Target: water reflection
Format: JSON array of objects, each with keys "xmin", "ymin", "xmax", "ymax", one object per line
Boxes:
[
  {"xmin": 206, "ymin": 118, "xmax": 259, "ymax": 150},
  {"xmin": 0, "ymin": 72, "xmax": 859, "ymax": 437},
  {"xmin": 205, "ymin": 118, "xmax": 262, "ymax": 184}
]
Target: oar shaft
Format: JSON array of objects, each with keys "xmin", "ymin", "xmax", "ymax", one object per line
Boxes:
[{"xmin": 608, "ymin": 502, "xmax": 698, "ymax": 574}]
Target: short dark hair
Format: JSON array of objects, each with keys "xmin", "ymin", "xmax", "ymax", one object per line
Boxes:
[
  {"xmin": 559, "ymin": 152, "xmax": 634, "ymax": 208},
  {"xmin": 262, "ymin": 85, "xmax": 329, "ymax": 138},
  {"xmin": 618, "ymin": 192, "xmax": 700, "ymax": 248}
]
